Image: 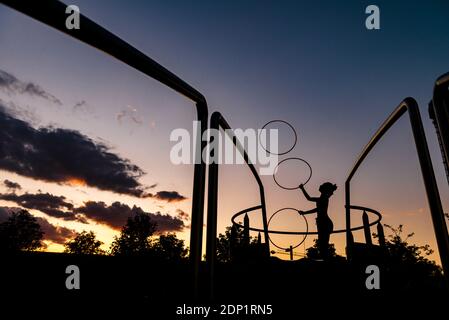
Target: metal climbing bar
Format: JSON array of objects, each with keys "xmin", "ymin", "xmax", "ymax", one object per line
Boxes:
[
  {"xmin": 345, "ymin": 97, "xmax": 449, "ymax": 285},
  {"xmin": 429, "ymin": 72, "xmax": 449, "ymax": 187},
  {"xmin": 205, "ymin": 111, "xmax": 270, "ymax": 299},
  {"xmin": 1, "ymin": 0, "xmax": 208, "ymax": 298}
]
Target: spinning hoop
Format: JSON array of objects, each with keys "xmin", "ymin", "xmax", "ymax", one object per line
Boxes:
[
  {"xmin": 259, "ymin": 120, "xmax": 297, "ymax": 155},
  {"xmin": 273, "ymin": 157, "xmax": 312, "ymax": 190},
  {"xmin": 267, "ymin": 207, "xmax": 309, "ymax": 251}
]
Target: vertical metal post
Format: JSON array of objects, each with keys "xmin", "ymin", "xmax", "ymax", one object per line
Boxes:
[
  {"xmin": 190, "ymin": 102, "xmax": 208, "ymax": 299},
  {"xmin": 345, "ymin": 183, "xmax": 353, "ymax": 259},
  {"xmin": 377, "ymin": 222, "xmax": 386, "ymax": 247},
  {"xmin": 205, "ymin": 112, "xmax": 219, "ymax": 300},
  {"xmin": 362, "ymin": 211, "xmax": 372, "ymax": 245},
  {"xmin": 205, "ymin": 112, "xmax": 270, "ymax": 300},
  {"xmin": 407, "ymin": 100, "xmax": 449, "ymax": 283},
  {"xmin": 430, "ymin": 72, "xmax": 449, "ymax": 187}
]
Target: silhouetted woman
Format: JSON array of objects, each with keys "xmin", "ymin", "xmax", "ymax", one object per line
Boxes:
[{"xmin": 298, "ymin": 182, "xmax": 337, "ymax": 260}]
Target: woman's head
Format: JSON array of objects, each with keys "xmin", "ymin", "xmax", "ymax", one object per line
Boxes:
[{"xmin": 319, "ymin": 182, "xmax": 337, "ymax": 197}]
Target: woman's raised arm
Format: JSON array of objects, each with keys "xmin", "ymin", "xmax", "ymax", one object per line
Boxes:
[{"xmin": 299, "ymin": 184, "xmax": 319, "ymax": 202}]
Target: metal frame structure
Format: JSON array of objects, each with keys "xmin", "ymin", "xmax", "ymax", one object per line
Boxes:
[
  {"xmin": 205, "ymin": 111, "xmax": 270, "ymax": 298},
  {"xmin": 345, "ymin": 97, "xmax": 449, "ymax": 283},
  {"xmin": 1, "ymin": 0, "xmax": 208, "ymax": 297},
  {"xmin": 429, "ymin": 72, "xmax": 449, "ymax": 186},
  {"xmin": 231, "ymin": 204, "xmax": 382, "ymax": 235}
]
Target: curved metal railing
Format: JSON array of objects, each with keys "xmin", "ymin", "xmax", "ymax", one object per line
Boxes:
[
  {"xmin": 231, "ymin": 205, "xmax": 382, "ymax": 235},
  {"xmin": 344, "ymin": 97, "xmax": 449, "ymax": 284}
]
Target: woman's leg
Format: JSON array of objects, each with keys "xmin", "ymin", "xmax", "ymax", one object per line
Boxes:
[
  {"xmin": 318, "ymin": 220, "xmax": 333, "ymax": 260},
  {"xmin": 319, "ymin": 231, "xmax": 330, "ymax": 259}
]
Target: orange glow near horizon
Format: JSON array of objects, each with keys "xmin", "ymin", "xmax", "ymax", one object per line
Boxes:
[{"xmin": 65, "ymin": 177, "xmax": 87, "ymax": 187}]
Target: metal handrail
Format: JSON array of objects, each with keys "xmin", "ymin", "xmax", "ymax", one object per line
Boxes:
[
  {"xmin": 345, "ymin": 97, "xmax": 449, "ymax": 284},
  {"xmin": 1, "ymin": 0, "xmax": 208, "ymax": 297}
]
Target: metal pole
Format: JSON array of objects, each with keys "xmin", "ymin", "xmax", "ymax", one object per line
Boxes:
[
  {"xmin": 205, "ymin": 112, "xmax": 220, "ymax": 300},
  {"xmin": 430, "ymin": 72, "xmax": 449, "ymax": 187},
  {"xmin": 362, "ymin": 211, "xmax": 372, "ymax": 245},
  {"xmin": 205, "ymin": 112, "xmax": 270, "ymax": 300},
  {"xmin": 407, "ymin": 100, "xmax": 449, "ymax": 283},
  {"xmin": 345, "ymin": 97, "xmax": 449, "ymax": 286},
  {"xmin": 345, "ymin": 182, "xmax": 352, "ymax": 259}
]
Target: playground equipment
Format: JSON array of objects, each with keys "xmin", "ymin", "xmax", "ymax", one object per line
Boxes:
[
  {"xmin": 344, "ymin": 98, "xmax": 449, "ymax": 281},
  {"xmin": 429, "ymin": 72, "xmax": 449, "ymax": 186},
  {"xmin": 2, "ymin": 0, "xmax": 449, "ymax": 300},
  {"xmin": 1, "ymin": 0, "xmax": 209, "ymax": 298}
]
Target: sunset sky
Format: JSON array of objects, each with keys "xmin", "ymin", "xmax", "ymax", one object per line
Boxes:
[{"xmin": 0, "ymin": 0, "xmax": 448, "ymax": 262}]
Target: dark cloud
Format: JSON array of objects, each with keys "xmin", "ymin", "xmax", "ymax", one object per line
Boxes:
[
  {"xmin": 0, "ymin": 206, "xmax": 76, "ymax": 245},
  {"xmin": 0, "ymin": 69, "xmax": 62, "ymax": 105},
  {"xmin": 35, "ymin": 217, "xmax": 77, "ymax": 245},
  {"xmin": 150, "ymin": 191, "xmax": 187, "ymax": 202},
  {"xmin": 0, "ymin": 98, "xmax": 40, "ymax": 125},
  {"xmin": 75, "ymin": 201, "xmax": 185, "ymax": 232},
  {"xmin": 0, "ymin": 191, "xmax": 185, "ymax": 232},
  {"xmin": 0, "ymin": 192, "xmax": 86, "ymax": 222},
  {"xmin": 0, "ymin": 104, "xmax": 151, "ymax": 197},
  {"xmin": 0, "ymin": 206, "xmax": 20, "ymax": 222},
  {"xmin": 3, "ymin": 179, "xmax": 21, "ymax": 191}
]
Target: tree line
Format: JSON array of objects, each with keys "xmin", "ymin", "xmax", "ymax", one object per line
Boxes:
[
  {"xmin": 0, "ymin": 208, "xmax": 446, "ymax": 284},
  {"xmin": 0, "ymin": 209, "xmax": 188, "ymax": 260}
]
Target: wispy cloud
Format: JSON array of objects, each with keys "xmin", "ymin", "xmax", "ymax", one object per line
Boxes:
[
  {"xmin": 116, "ymin": 105, "xmax": 143, "ymax": 125},
  {"xmin": 176, "ymin": 209, "xmax": 189, "ymax": 221},
  {"xmin": 0, "ymin": 69, "xmax": 62, "ymax": 105}
]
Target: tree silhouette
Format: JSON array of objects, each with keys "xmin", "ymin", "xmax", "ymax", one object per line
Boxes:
[
  {"xmin": 375, "ymin": 224, "xmax": 437, "ymax": 264},
  {"xmin": 216, "ymin": 226, "xmax": 258, "ymax": 262},
  {"xmin": 306, "ymin": 239, "xmax": 338, "ymax": 260},
  {"xmin": 64, "ymin": 231, "xmax": 105, "ymax": 255},
  {"xmin": 374, "ymin": 224, "xmax": 443, "ymax": 289},
  {"xmin": 151, "ymin": 233, "xmax": 188, "ymax": 261},
  {"xmin": 0, "ymin": 209, "xmax": 43, "ymax": 252},
  {"xmin": 110, "ymin": 212, "xmax": 156, "ymax": 255}
]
